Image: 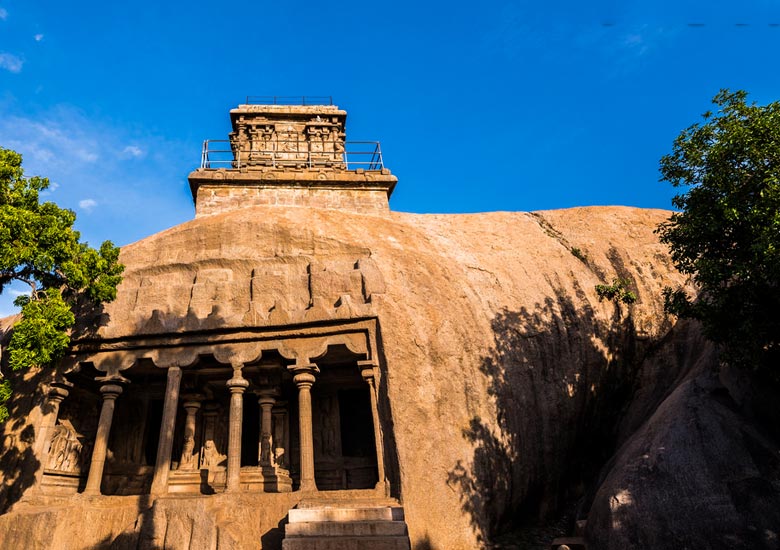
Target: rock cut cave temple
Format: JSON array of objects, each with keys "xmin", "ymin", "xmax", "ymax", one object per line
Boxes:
[
  {"xmin": 2, "ymin": 97, "xmax": 707, "ymax": 550},
  {"xmin": 28, "ymin": 99, "xmax": 410, "ymax": 549}
]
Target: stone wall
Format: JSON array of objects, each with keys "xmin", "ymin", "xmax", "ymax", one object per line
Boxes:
[{"xmin": 195, "ymin": 185, "xmax": 390, "ymax": 217}]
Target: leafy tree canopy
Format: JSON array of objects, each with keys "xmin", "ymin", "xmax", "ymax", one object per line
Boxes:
[
  {"xmin": 0, "ymin": 147, "xmax": 123, "ymax": 421},
  {"xmin": 657, "ymin": 90, "xmax": 780, "ymax": 378}
]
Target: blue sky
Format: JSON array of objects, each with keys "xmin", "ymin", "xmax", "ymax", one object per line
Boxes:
[{"xmin": 0, "ymin": 1, "xmax": 778, "ymax": 314}]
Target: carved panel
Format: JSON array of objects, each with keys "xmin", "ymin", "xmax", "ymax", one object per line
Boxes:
[
  {"xmin": 250, "ymin": 258, "xmax": 311, "ymax": 317},
  {"xmin": 134, "ymin": 273, "xmax": 193, "ymax": 315},
  {"xmin": 310, "ymin": 261, "xmax": 364, "ymax": 307},
  {"xmin": 229, "ymin": 110, "xmax": 347, "ymax": 169},
  {"xmin": 47, "ymin": 391, "xmax": 99, "ymax": 475},
  {"xmin": 189, "ymin": 268, "xmax": 247, "ymax": 320}
]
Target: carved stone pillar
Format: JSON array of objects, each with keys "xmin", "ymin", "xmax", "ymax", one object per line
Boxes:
[
  {"xmin": 83, "ymin": 382, "xmax": 124, "ymax": 495},
  {"xmin": 359, "ymin": 361, "xmax": 388, "ymax": 494},
  {"xmin": 257, "ymin": 390, "xmax": 277, "ymax": 467},
  {"xmin": 292, "ymin": 364, "xmax": 319, "ymax": 492},
  {"xmin": 226, "ymin": 367, "xmax": 248, "ymax": 492},
  {"xmin": 179, "ymin": 396, "xmax": 203, "ymax": 470},
  {"xmin": 150, "ymin": 367, "xmax": 182, "ymax": 495},
  {"xmin": 32, "ymin": 381, "xmax": 72, "ymax": 490}
]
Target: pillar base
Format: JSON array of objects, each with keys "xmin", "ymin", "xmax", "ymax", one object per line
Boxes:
[
  {"xmin": 298, "ymin": 480, "xmax": 318, "ymax": 494},
  {"xmin": 241, "ymin": 466, "xmax": 293, "ymax": 492},
  {"xmin": 167, "ymin": 470, "xmax": 203, "ymax": 494}
]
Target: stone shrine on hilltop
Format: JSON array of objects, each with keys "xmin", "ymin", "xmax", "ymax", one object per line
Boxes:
[{"xmin": 190, "ymin": 100, "xmax": 396, "ymax": 216}]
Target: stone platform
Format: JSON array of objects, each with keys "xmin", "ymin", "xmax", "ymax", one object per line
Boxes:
[{"xmin": 282, "ymin": 498, "xmax": 410, "ymax": 550}]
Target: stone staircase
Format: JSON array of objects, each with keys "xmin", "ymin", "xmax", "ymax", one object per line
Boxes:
[{"xmin": 282, "ymin": 501, "xmax": 411, "ymax": 550}]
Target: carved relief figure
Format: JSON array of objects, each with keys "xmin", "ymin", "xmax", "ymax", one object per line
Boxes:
[{"xmin": 47, "ymin": 423, "xmax": 84, "ymax": 473}]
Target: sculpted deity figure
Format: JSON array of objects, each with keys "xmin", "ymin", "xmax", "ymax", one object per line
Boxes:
[
  {"xmin": 180, "ymin": 436, "xmax": 196, "ymax": 470},
  {"xmin": 273, "ymin": 416, "xmax": 286, "ymax": 469},
  {"xmin": 200, "ymin": 439, "xmax": 226, "ymax": 469},
  {"xmin": 260, "ymin": 433, "xmax": 272, "ymax": 466}
]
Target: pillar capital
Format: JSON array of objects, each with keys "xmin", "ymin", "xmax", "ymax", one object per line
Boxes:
[
  {"xmin": 291, "ymin": 363, "xmax": 319, "ymax": 388},
  {"xmin": 358, "ymin": 360, "xmax": 377, "ymax": 383},
  {"xmin": 258, "ymin": 394, "xmax": 277, "ymax": 408},
  {"xmin": 256, "ymin": 386, "xmax": 279, "ymax": 403},
  {"xmin": 47, "ymin": 379, "xmax": 73, "ymax": 399},
  {"xmin": 227, "ymin": 375, "xmax": 249, "ymax": 393},
  {"xmin": 182, "ymin": 393, "xmax": 204, "ymax": 409},
  {"xmin": 99, "ymin": 383, "xmax": 124, "ymax": 400},
  {"xmin": 182, "ymin": 400, "xmax": 202, "ymax": 413}
]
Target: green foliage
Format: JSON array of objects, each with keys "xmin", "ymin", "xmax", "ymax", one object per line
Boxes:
[
  {"xmin": 9, "ymin": 289, "xmax": 74, "ymax": 371},
  {"xmin": 0, "ymin": 147, "xmax": 124, "ymax": 421},
  {"xmin": 570, "ymin": 246, "xmax": 588, "ymax": 264},
  {"xmin": 595, "ymin": 278, "xmax": 637, "ymax": 305},
  {"xmin": 0, "ymin": 380, "xmax": 10, "ymax": 423},
  {"xmin": 657, "ymin": 90, "xmax": 780, "ymax": 376}
]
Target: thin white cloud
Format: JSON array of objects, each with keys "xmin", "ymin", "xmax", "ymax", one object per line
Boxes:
[
  {"xmin": 78, "ymin": 198, "xmax": 97, "ymax": 212},
  {"xmin": 39, "ymin": 180, "xmax": 59, "ymax": 196},
  {"xmin": 0, "ymin": 103, "xmax": 195, "ymax": 246},
  {"xmin": 623, "ymin": 34, "xmax": 648, "ymax": 56},
  {"xmin": 0, "ymin": 8, "xmax": 7, "ymax": 20},
  {"xmin": 34, "ymin": 34, "xmax": 44, "ymax": 42},
  {"xmin": 0, "ymin": 52, "xmax": 23, "ymax": 73},
  {"xmin": 624, "ymin": 34, "xmax": 643, "ymax": 46},
  {"xmin": 121, "ymin": 145, "xmax": 144, "ymax": 158}
]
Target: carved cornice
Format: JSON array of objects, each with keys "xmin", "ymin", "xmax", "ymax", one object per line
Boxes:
[{"xmin": 65, "ymin": 318, "xmax": 379, "ymax": 377}]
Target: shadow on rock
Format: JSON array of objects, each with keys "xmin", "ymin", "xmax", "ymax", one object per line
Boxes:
[
  {"xmin": 0, "ymin": 362, "xmax": 46, "ymax": 513},
  {"xmin": 448, "ymin": 280, "xmax": 645, "ymax": 545},
  {"xmin": 586, "ymin": 369, "xmax": 780, "ymax": 550}
]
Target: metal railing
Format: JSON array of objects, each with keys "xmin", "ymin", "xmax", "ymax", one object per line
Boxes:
[
  {"xmin": 244, "ymin": 96, "xmax": 334, "ymax": 106},
  {"xmin": 200, "ymin": 140, "xmax": 385, "ymax": 171}
]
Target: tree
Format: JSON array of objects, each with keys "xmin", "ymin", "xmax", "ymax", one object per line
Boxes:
[
  {"xmin": 0, "ymin": 147, "xmax": 124, "ymax": 421},
  {"xmin": 657, "ymin": 90, "xmax": 780, "ymax": 379}
]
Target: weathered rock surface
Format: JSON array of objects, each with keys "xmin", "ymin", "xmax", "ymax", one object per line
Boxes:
[
  {"xmin": 1, "ymin": 204, "xmax": 753, "ymax": 550},
  {"xmin": 587, "ymin": 366, "xmax": 780, "ymax": 550}
]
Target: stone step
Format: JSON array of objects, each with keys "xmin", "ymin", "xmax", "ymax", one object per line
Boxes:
[
  {"xmin": 282, "ymin": 535, "xmax": 410, "ymax": 550},
  {"xmin": 288, "ymin": 506, "xmax": 404, "ymax": 523},
  {"xmin": 285, "ymin": 520, "xmax": 408, "ymax": 537}
]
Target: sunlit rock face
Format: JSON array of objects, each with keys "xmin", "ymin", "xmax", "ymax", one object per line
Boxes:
[{"xmin": 2, "ymin": 199, "xmax": 727, "ymax": 549}]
